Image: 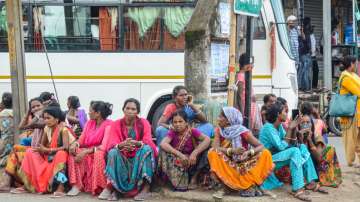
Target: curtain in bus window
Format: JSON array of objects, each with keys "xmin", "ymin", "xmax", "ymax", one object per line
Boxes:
[
  {"xmin": 73, "ymin": 7, "xmax": 91, "ymax": 36},
  {"xmin": 163, "ymin": 7, "xmax": 193, "ymax": 37},
  {"xmin": 33, "ymin": 7, "xmax": 44, "ymax": 51},
  {"xmin": 163, "ymin": 7, "xmax": 193, "ymax": 50},
  {"xmin": 43, "ymin": 6, "xmax": 66, "ymax": 37},
  {"xmin": 99, "ymin": 7, "xmax": 118, "ymax": 51},
  {"xmin": 125, "ymin": 7, "xmax": 161, "ymax": 50},
  {"xmin": 127, "ymin": 7, "xmax": 160, "ymax": 38},
  {"xmin": 0, "ymin": 6, "xmax": 7, "ymax": 33}
]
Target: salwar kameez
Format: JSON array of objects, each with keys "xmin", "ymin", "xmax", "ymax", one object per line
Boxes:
[{"xmin": 259, "ymin": 123, "xmax": 318, "ymax": 191}]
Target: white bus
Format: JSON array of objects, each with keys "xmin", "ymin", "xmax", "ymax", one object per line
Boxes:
[{"xmin": 0, "ymin": 0, "xmax": 297, "ymax": 126}]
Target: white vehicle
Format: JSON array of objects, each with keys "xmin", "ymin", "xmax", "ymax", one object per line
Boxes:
[{"xmin": 0, "ymin": 0, "xmax": 297, "ymax": 126}]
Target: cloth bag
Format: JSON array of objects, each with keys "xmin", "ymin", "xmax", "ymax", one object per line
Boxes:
[{"xmin": 329, "ymin": 76, "xmax": 357, "ymax": 117}]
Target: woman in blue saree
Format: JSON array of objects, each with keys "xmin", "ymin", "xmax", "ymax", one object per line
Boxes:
[
  {"xmin": 259, "ymin": 102, "xmax": 327, "ymax": 201},
  {"xmin": 155, "ymin": 86, "xmax": 214, "ymax": 145}
]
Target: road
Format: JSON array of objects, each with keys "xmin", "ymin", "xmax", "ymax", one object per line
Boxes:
[{"xmin": 1, "ymin": 137, "xmax": 360, "ymax": 202}]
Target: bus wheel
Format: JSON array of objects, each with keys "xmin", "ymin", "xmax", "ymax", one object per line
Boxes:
[{"xmin": 151, "ymin": 100, "xmax": 173, "ymax": 133}]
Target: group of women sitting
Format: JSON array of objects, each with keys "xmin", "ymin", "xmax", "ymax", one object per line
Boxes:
[{"xmin": 0, "ymin": 86, "xmax": 342, "ymax": 201}]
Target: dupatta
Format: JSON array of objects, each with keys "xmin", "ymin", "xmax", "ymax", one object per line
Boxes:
[
  {"xmin": 105, "ymin": 117, "xmax": 157, "ymax": 158},
  {"xmin": 78, "ymin": 119, "xmax": 112, "ymax": 148}
]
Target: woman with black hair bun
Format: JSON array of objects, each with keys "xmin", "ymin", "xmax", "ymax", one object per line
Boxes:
[
  {"xmin": 16, "ymin": 106, "xmax": 75, "ymax": 197},
  {"xmin": 66, "ymin": 96, "xmax": 87, "ymax": 138},
  {"xmin": 67, "ymin": 101, "xmax": 113, "ymax": 197}
]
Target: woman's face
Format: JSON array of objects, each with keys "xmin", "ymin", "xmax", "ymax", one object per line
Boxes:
[
  {"xmin": 88, "ymin": 106, "xmax": 100, "ymax": 120},
  {"xmin": 175, "ymin": 89, "xmax": 188, "ymax": 106},
  {"xmin": 123, "ymin": 102, "xmax": 138, "ymax": 120},
  {"xmin": 278, "ymin": 108, "xmax": 287, "ymax": 122},
  {"xmin": 30, "ymin": 100, "xmax": 43, "ymax": 116},
  {"xmin": 217, "ymin": 112, "xmax": 230, "ymax": 128},
  {"xmin": 43, "ymin": 112, "xmax": 58, "ymax": 127},
  {"xmin": 300, "ymin": 115, "xmax": 311, "ymax": 130},
  {"xmin": 172, "ymin": 115, "xmax": 188, "ymax": 132}
]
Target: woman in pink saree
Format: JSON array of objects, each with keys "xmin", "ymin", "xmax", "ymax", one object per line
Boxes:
[{"xmin": 67, "ymin": 101, "xmax": 113, "ymax": 196}]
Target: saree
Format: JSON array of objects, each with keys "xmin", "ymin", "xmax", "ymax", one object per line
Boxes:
[
  {"xmin": 67, "ymin": 119, "xmax": 112, "ymax": 195},
  {"xmin": 318, "ymin": 146, "xmax": 342, "ymax": 187},
  {"xmin": 208, "ymin": 148, "xmax": 273, "ymax": 190},
  {"xmin": 157, "ymin": 128, "xmax": 207, "ymax": 191},
  {"xmin": 19, "ymin": 126, "xmax": 69, "ymax": 193},
  {"xmin": 104, "ymin": 118, "xmax": 157, "ymax": 195}
]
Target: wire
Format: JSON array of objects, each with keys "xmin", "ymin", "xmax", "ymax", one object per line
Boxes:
[{"xmin": 32, "ymin": 1, "xmax": 59, "ymax": 102}]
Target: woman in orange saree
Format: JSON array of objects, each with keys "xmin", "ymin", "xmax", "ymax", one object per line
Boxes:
[
  {"xmin": 16, "ymin": 106, "xmax": 73, "ymax": 197},
  {"xmin": 208, "ymin": 107, "xmax": 274, "ymax": 199}
]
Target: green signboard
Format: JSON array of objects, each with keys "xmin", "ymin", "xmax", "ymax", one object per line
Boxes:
[{"xmin": 234, "ymin": 0, "xmax": 262, "ymax": 17}]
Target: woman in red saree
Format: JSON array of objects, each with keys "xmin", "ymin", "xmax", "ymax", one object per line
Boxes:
[
  {"xmin": 67, "ymin": 101, "xmax": 113, "ymax": 196},
  {"xmin": 17, "ymin": 106, "xmax": 73, "ymax": 197},
  {"xmin": 99, "ymin": 98, "xmax": 157, "ymax": 201}
]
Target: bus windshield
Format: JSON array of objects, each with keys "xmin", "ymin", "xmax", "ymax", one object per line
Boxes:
[{"xmin": 270, "ymin": 0, "xmax": 294, "ymax": 60}]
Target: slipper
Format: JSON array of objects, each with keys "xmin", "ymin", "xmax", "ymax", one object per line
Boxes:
[
  {"xmin": 50, "ymin": 191, "xmax": 66, "ymax": 198},
  {"xmin": 134, "ymin": 192, "xmax": 151, "ymax": 201},
  {"xmin": 188, "ymin": 183, "xmax": 198, "ymax": 190},
  {"xmin": 307, "ymin": 183, "xmax": 328, "ymax": 194},
  {"xmin": 291, "ymin": 190, "xmax": 312, "ymax": 202},
  {"xmin": 212, "ymin": 189, "xmax": 225, "ymax": 200},
  {"xmin": 262, "ymin": 190, "xmax": 277, "ymax": 199},
  {"xmin": 98, "ymin": 188, "xmax": 111, "ymax": 200},
  {"xmin": 10, "ymin": 187, "xmax": 27, "ymax": 194}
]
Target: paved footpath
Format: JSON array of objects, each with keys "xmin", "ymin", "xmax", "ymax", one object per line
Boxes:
[{"xmin": 1, "ymin": 137, "xmax": 360, "ymax": 202}]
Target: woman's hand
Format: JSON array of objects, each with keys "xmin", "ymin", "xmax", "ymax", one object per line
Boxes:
[
  {"xmin": 189, "ymin": 151, "xmax": 199, "ymax": 166},
  {"xmin": 289, "ymin": 116, "xmax": 301, "ymax": 130},
  {"xmin": 32, "ymin": 145, "xmax": 48, "ymax": 154},
  {"xmin": 69, "ymin": 143, "xmax": 78, "ymax": 155},
  {"xmin": 178, "ymin": 153, "xmax": 189, "ymax": 168},
  {"xmin": 238, "ymin": 151, "xmax": 251, "ymax": 162},
  {"xmin": 74, "ymin": 150, "xmax": 88, "ymax": 163}
]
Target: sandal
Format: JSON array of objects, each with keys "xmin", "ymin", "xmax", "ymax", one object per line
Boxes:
[
  {"xmin": 306, "ymin": 183, "xmax": 328, "ymax": 194},
  {"xmin": 50, "ymin": 191, "xmax": 66, "ymax": 198},
  {"xmin": 239, "ymin": 188, "xmax": 256, "ymax": 197},
  {"xmin": 10, "ymin": 187, "xmax": 27, "ymax": 194},
  {"xmin": 134, "ymin": 192, "xmax": 151, "ymax": 201},
  {"xmin": 292, "ymin": 190, "xmax": 312, "ymax": 202}
]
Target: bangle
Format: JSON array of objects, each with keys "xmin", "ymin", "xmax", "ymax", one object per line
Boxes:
[
  {"xmin": 250, "ymin": 149, "xmax": 255, "ymax": 156},
  {"xmin": 285, "ymin": 137, "xmax": 297, "ymax": 141},
  {"xmin": 226, "ymin": 148, "xmax": 232, "ymax": 156},
  {"xmin": 194, "ymin": 111, "xmax": 201, "ymax": 115},
  {"xmin": 93, "ymin": 147, "xmax": 97, "ymax": 153}
]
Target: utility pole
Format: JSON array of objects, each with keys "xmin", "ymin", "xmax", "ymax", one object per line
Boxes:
[
  {"xmin": 227, "ymin": 0, "xmax": 237, "ymax": 107},
  {"xmin": 244, "ymin": 16, "xmax": 253, "ymax": 129},
  {"xmin": 6, "ymin": 0, "xmax": 27, "ymax": 140},
  {"xmin": 323, "ymin": 0, "xmax": 332, "ymax": 90}
]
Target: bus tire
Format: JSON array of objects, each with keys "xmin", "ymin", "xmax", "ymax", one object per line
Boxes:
[{"xmin": 151, "ymin": 100, "xmax": 173, "ymax": 133}]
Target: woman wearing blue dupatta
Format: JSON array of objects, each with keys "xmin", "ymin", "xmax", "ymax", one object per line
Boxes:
[{"xmin": 259, "ymin": 102, "xmax": 327, "ymax": 201}]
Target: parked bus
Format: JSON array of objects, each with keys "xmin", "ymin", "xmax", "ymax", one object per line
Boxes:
[{"xmin": 0, "ymin": 0, "xmax": 297, "ymax": 127}]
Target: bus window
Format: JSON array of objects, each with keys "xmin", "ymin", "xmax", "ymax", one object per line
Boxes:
[
  {"xmin": 253, "ymin": 14, "xmax": 266, "ymax": 40},
  {"xmin": 163, "ymin": 6, "xmax": 193, "ymax": 50},
  {"xmin": 0, "ymin": 5, "xmax": 7, "ymax": 51},
  {"xmin": 123, "ymin": 6, "xmax": 193, "ymax": 51},
  {"xmin": 32, "ymin": 5, "xmax": 118, "ymax": 52},
  {"xmin": 270, "ymin": 0, "xmax": 294, "ymax": 59},
  {"xmin": 0, "ymin": 4, "xmax": 29, "ymax": 52},
  {"xmin": 123, "ymin": 7, "xmax": 161, "ymax": 50}
]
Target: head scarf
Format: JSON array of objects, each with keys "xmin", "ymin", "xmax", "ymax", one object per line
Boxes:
[{"xmin": 220, "ymin": 107, "xmax": 249, "ymax": 149}]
